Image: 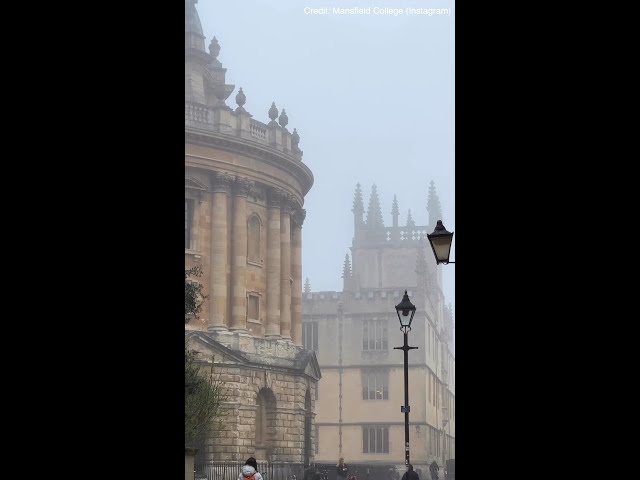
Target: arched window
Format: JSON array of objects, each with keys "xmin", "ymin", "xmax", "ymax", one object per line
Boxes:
[{"xmin": 248, "ymin": 215, "xmax": 261, "ymax": 263}]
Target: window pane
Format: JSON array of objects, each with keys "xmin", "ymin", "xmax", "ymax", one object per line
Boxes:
[
  {"xmin": 363, "ymin": 428, "xmax": 368, "ymax": 453},
  {"xmin": 382, "ymin": 322, "xmax": 388, "ymax": 349},
  {"xmin": 375, "ymin": 322, "xmax": 381, "ymax": 349},
  {"xmin": 369, "ymin": 428, "xmax": 375, "ymax": 452},
  {"xmin": 363, "ymin": 322, "xmax": 369, "ymax": 350},
  {"xmin": 363, "ymin": 372, "xmax": 368, "ymax": 399},
  {"xmin": 313, "ymin": 322, "xmax": 318, "ymax": 351},
  {"xmin": 376, "ymin": 428, "xmax": 382, "ymax": 453},
  {"xmin": 383, "ymin": 428, "xmax": 389, "ymax": 453},
  {"xmin": 383, "ymin": 373, "xmax": 388, "ymax": 399}
]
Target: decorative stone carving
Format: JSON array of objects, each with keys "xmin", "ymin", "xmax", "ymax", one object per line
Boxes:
[
  {"xmin": 278, "ymin": 109, "xmax": 289, "ymax": 128},
  {"xmin": 267, "ymin": 187, "xmax": 288, "ymax": 208},
  {"xmin": 282, "ymin": 195, "xmax": 298, "ymax": 216},
  {"xmin": 293, "ymin": 207, "xmax": 307, "ymax": 227},
  {"xmin": 268, "ymin": 102, "xmax": 279, "ymax": 121},
  {"xmin": 209, "ymin": 36, "xmax": 221, "ymax": 60},
  {"xmin": 292, "ymin": 128, "xmax": 302, "ymax": 156},
  {"xmin": 212, "ymin": 171, "xmax": 235, "ymax": 193},
  {"xmin": 235, "ymin": 87, "xmax": 247, "ymax": 113},
  {"xmin": 233, "ymin": 177, "xmax": 255, "ymax": 196}
]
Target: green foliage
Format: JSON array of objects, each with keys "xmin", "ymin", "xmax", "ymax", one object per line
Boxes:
[
  {"xmin": 185, "ymin": 342, "xmax": 227, "ymax": 447},
  {"xmin": 185, "ymin": 267, "xmax": 224, "ymax": 448},
  {"xmin": 185, "ymin": 266, "xmax": 207, "ymax": 324}
]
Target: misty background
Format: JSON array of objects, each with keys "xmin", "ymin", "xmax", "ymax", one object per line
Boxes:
[{"xmin": 197, "ymin": 0, "xmax": 455, "ymax": 309}]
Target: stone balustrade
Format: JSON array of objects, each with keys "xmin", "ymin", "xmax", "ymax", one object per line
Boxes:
[{"xmin": 185, "ymin": 100, "xmax": 303, "ymax": 162}]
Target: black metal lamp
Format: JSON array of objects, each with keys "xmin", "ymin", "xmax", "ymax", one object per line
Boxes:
[
  {"xmin": 395, "ymin": 290, "xmax": 416, "ymax": 331},
  {"xmin": 427, "ymin": 220, "xmax": 454, "ymax": 265}
]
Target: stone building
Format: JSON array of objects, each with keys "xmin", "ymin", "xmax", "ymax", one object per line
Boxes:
[
  {"xmin": 185, "ymin": 0, "xmax": 320, "ymax": 465},
  {"xmin": 303, "ymin": 183, "xmax": 455, "ymax": 472}
]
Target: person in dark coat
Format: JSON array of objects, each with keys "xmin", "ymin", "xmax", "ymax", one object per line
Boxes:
[
  {"xmin": 429, "ymin": 461, "xmax": 439, "ymax": 480},
  {"xmin": 401, "ymin": 465, "xmax": 419, "ymax": 480},
  {"xmin": 336, "ymin": 458, "xmax": 348, "ymax": 480}
]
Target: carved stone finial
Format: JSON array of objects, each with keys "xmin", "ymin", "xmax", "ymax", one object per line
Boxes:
[
  {"xmin": 278, "ymin": 108, "xmax": 289, "ymax": 128},
  {"xmin": 268, "ymin": 102, "xmax": 279, "ymax": 121},
  {"xmin": 209, "ymin": 36, "xmax": 220, "ymax": 59},
  {"xmin": 291, "ymin": 128, "xmax": 300, "ymax": 145},
  {"xmin": 235, "ymin": 87, "xmax": 246, "ymax": 108}
]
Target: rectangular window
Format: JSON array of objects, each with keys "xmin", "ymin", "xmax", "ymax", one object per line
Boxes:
[
  {"xmin": 248, "ymin": 294, "xmax": 259, "ymax": 321},
  {"xmin": 362, "ymin": 369, "xmax": 389, "ymax": 400},
  {"xmin": 185, "ymin": 199, "xmax": 193, "ymax": 249},
  {"xmin": 303, "ymin": 322, "xmax": 318, "ymax": 351},
  {"xmin": 362, "ymin": 319, "xmax": 388, "ymax": 351},
  {"xmin": 362, "ymin": 426, "xmax": 389, "ymax": 453}
]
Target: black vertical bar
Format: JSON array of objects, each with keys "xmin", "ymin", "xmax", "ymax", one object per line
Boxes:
[{"xmin": 404, "ymin": 331, "xmax": 410, "ymax": 468}]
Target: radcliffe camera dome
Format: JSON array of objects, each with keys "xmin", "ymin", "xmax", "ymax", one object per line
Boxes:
[{"xmin": 185, "ymin": 0, "xmax": 205, "ymax": 51}]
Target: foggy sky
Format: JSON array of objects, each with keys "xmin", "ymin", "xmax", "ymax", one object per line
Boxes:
[{"xmin": 197, "ymin": 0, "xmax": 455, "ymax": 311}]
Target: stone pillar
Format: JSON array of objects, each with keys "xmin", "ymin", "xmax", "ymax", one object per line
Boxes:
[
  {"xmin": 230, "ymin": 177, "xmax": 254, "ymax": 332},
  {"xmin": 209, "ymin": 172, "xmax": 233, "ymax": 331},
  {"xmin": 280, "ymin": 198, "xmax": 294, "ymax": 340},
  {"xmin": 290, "ymin": 208, "xmax": 305, "ymax": 346},
  {"xmin": 265, "ymin": 188, "xmax": 283, "ymax": 338}
]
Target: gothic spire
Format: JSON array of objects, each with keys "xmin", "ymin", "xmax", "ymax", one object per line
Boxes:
[
  {"xmin": 406, "ymin": 209, "xmax": 415, "ymax": 228},
  {"xmin": 185, "ymin": 0, "xmax": 206, "ymax": 51},
  {"xmin": 427, "ymin": 180, "xmax": 443, "ymax": 231},
  {"xmin": 366, "ymin": 184, "xmax": 384, "ymax": 228},
  {"xmin": 342, "ymin": 253, "xmax": 352, "ymax": 291},
  {"xmin": 342, "ymin": 254, "xmax": 352, "ymax": 279},
  {"xmin": 304, "ymin": 277, "xmax": 311, "ymax": 294},
  {"xmin": 391, "ymin": 194, "xmax": 399, "ymax": 228},
  {"xmin": 352, "ymin": 183, "xmax": 364, "ymax": 214}
]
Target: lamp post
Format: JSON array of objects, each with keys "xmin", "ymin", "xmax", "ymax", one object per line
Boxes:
[
  {"xmin": 394, "ymin": 291, "xmax": 418, "ymax": 469},
  {"xmin": 426, "ymin": 220, "xmax": 454, "ymax": 265}
]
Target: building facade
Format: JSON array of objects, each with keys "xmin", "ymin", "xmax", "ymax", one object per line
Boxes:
[
  {"xmin": 303, "ymin": 183, "xmax": 455, "ymax": 472},
  {"xmin": 185, "ymin": 0, "xmax": 320, "ymax": 465}
]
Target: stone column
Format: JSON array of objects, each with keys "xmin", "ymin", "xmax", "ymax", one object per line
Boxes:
[
  {"xmin": 280, "ymin": 197, "xmax": 294, "ymax": 340},
  {"xmin": 290, "ymin": 207, "xmax": 305, "ymax": 346},
  {"xmin": 230, "ymin": 177, "xmax": 254, "ymax": 332},
  {"xmin": 209, "ymin": 172, "xmax": 233, "ymax": 332},
  {"xmin": 265, "ymin": 188, "xmax": 283, "ymax": 338}
]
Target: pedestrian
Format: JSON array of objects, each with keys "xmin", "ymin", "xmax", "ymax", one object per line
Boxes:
[
  {"xmin": 238, "ymin": 457, "xmax": 264, "ymax": 480},
  {"xmin": 336, "ymin": 458, "xmax": 349, "ymax": 480},
  {"xmin": 429, "ymin": 461, "xmax": 439, "ymax": 480},
  {"xmin": 401, "ymin": 465, "xmax": 419, "ymax": 480}
]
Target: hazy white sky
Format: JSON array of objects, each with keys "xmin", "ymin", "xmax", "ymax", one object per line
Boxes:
[{"xmin": 197, "ymin": 0, "xmax": 455, "ymax": 311}]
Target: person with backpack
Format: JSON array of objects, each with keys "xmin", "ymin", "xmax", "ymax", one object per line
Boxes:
[{"xmin": 238, "ymin": 457, "xmax": 264, "ymax": 480}]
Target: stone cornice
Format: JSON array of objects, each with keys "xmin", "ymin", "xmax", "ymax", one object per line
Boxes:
[{"xmin": 185, "ymin": 128, "xmax": 314, "ymax": 197}]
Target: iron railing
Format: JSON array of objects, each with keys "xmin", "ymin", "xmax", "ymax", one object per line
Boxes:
[{"xmin": 194, "ymin": 462, "xmax": 304, "ymax": 480}]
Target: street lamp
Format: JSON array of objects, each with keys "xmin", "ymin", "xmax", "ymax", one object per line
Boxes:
[
  {"xmin": 394, "ymin": 291, "xmax": 418, "ymax": 470},
  {"xmin": 426, "ymin": 220, "xmax": 454, "ymax": 265}
]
